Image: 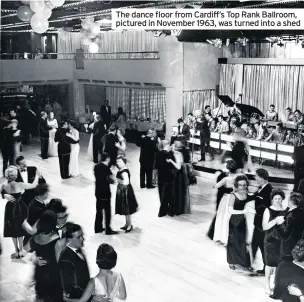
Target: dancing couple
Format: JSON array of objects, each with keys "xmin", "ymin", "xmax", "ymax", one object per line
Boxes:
[{"xmin": 54, "ymin": 120, "xmax": 80, "ymax": 179}]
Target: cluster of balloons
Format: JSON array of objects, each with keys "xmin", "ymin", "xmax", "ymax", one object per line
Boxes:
[
  {"xmin": 80, "ymin": 16, "xmax": 102, "ymax": 53},
  {"xmin": 17, "ymin": 0, "xmax": 65, "ymax": 34}
]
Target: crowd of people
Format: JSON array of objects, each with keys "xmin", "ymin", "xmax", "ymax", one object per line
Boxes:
[{"xmin": 1, "ymin": 99, "xmax": 304, "ymax": 302}]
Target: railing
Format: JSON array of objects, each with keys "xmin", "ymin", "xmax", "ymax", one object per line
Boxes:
[
  {"xmin": 188, "ymin": 132, "xmax": 296, "ymax": 167},
  {"xmin": 0, "ymin": 51, "xmax": 160, "ymax": 60}
]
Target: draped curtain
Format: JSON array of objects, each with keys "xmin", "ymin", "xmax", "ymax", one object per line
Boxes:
[
  {"xmin": 219, "ymin": 64, "xmax": 237, "ymax": 101},
  {"xmin": 106, "ymin": 87, "xmax": 130, "ymax": 115},
  {"xmin": 57, "ymin": 31, "xmax": 159, "ymax": 59},
  {"xmin": 105, "ymin": 87, "xmax": 166, "ymax": 122},
  {"xmin": 183, "ymin": 90, "xmax": 217, "ymax": 117},
  {"xmin": 242, "ymin": 65, "xmax": 304, "ymax": 116}
]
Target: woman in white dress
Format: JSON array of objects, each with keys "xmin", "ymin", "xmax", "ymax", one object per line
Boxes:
[
  {"xmin": 63, "ymin": 243, "xmax": 126, "ymax": 302},
  {"xmin": 87, "ymin": 114, "xmax": 98, "ymax": 161},
  {"xmin": 47, "ymin": 111, "xmax": 58, "ymax": 157},
  {"xmin": 67, "ymin": 121, "xmax": 80, "ymax": 177},
  {"xmin": 115, "ymin": 128, "xmax": 126, "ymax": 157},
  {"xmin": 213, "ymin": 159, "xmax": 238, "ymax": 246}
]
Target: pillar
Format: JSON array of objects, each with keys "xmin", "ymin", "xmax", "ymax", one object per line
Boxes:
[
  {"xmin": 234, "ymin": 64, "xmax": 244, "ymax": 102},
  {"xmin": 68, "ymin": 80, "xmax": 85, "ymax": 119}
]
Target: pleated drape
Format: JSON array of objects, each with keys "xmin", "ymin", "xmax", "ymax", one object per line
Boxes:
[
  {"xmin": 105, "ymin": 87, "xmax": 166, "ymax": 122},
  {"xmin": 57, "ymin": 31, "xmax": 158, "ymax": 59},
  {"xmin": 242, "ymin": 65, "xmax": 304, "ymax": 116},
  {"xmin": 219, "ymin": 64, "xmax": 237, "ymax": 101},
  {"xmin": 183, "ymin": 90, "xmax": 217, "ymax": 117}
]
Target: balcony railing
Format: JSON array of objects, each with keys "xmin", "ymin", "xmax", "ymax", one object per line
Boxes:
[{"xmin": 0, "ymin": 51, "xmax": 160, "ymax": 60}]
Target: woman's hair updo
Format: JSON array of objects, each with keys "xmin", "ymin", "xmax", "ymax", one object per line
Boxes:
[{"xmin": 96, "ymin": 243, "xmax": 117, "ymax": 270}]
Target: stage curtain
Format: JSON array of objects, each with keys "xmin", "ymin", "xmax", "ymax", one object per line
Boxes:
[
  {"xmin": 219, "ymin": 64, "xmax": 237, "ymax": 101},
  {"xmin": 148, "ymin": 89, "xmax": 166, "ymax": 122},
  {"xmin": 105, "ymin": 87, "xmax": 130, "ymax": 116},
  {"xmin": 183, "ymin": 90, "xmax": 217, "ymax": 117},
  {"xmin": 57, "ymin": 31, "xmax": 158, "ymax": 59},
  {"xmin": 242, "ymin": 65, "xmax": 304, "ymax": 116}
]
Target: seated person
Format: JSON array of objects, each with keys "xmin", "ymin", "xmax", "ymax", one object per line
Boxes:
[
  {"xmin": 282, "ymin": 107, "xmax": 295, "ymax": 123},
  {"xmin": 284, "ymin": 129, "xmax": 299, "ymax": 146},
  {"xmin": 254, "ymin": 122, "xmax": 268, "ymax": 140},
  {"xmin": 214, "ymin": 115, "xmax": 229, "ymax": 133},
  {"xmin": 171, "ymin": 118, "xmax": 190, "ymax": 144},
  {"xmin": 294, "ymin": 110, "xmax": 304, "ymax": 125},
  {"xmin": 265, "ymin": 122, "xmax": 285, "ymax": 144},
  {"xmin": 246, "ymin": 126, "xmax": 256, "ymax": 139},
  {"xmin": 265, "ymin": 104, "xmax": 279, "ymax": 121}
]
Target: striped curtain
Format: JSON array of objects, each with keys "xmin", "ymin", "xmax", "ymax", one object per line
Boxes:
[
  {"xmin": 242, "ymin": 65, "xmax": 304, "ymax": 116},
  {"xmin": 105, "ymin": 87, "xmax": 130, "ymax": 115},
  {"xmin": 183, "ymin": 90, "xmax": 217, "ymax": 117},
  {"xmin": 219, "ymin": 64, "xmax": 237, "ymax": 101},
  {"xmin": 57, "ymin": 30, "xmax": 158, "ymax": 59}
]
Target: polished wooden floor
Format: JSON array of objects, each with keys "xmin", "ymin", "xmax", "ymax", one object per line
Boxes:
[{"xmin": 0, "ymin": 134, "xmax": 275, "ymax": 302}]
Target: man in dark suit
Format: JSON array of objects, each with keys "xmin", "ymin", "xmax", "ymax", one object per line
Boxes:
[
  {"xmin": 59, "ymin": 223, "xmax": 90, "ymax": 300},
  {"xmin": 197, "ymin": 116, "xmax": 213, "ymax": 162},
  {"xmin": 15, "ymin": 155, "xmax": 46, "ymax": 206},
  {"xmin": 94, "ymin": 152, "xmax": 117, "ymax": 235},
  {"xmin": 100, "ymin": 100, "xmax": 111, "ymax": 129},
  {"xmin": 155, "ymin": 140, "xmax": 175, "ymax": 216},
  {"xmin": 92, "ymin": 114, "xmax": 106, "ymax": 164},
  {"xmin": 252, "ymin": 168, "xmax": 273, "ymax": 275},
  {"xmin": 104, "ymin": 126, "xmax": 118, "ymax": 167},
  {"xmin": 139, "ymin": 128, "xmax": 158, "ymax": 189},
  {"xmin": 55, "ymin": 121, "xmax": 79, "ymax": 179},
  {"xmin": 171, "ymin": 118, "xmax": 190, "ymax": 145},
  {"xmin": 0, "ymin": 115, "xmax": 10, "ymax": 176},
  {"xmin": 39, "ymin": 111, "xmax": 52, "ymax": 159}
]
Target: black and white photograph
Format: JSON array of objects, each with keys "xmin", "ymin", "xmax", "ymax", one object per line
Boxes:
[{"xmin": 1, "ymin": 1, "xmax": 304, "ymax": 302}]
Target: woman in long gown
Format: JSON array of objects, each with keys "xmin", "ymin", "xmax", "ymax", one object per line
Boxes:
[
  {"xmin": 213, "ymin": 160, "xmax": 237, "ymax": 246},
  {"xmin": 262, "ymin": 189, "xmax": 285, "ymax": 297},
  {"xmin": 2, "ymin": 166, "xmax": 39, "ymax": 258},
  {"xmin": 227, "ymin": 174, "xmax": 255, "ymax": 271},
  {"xmin": 87, "ymin": 119, "xmax": 95, "ymax": 161},
  {"xmin": 63, "ymin": 244, "xmax": 127, "ymax": 302},
  {"xmin": 115, "ymin": 107, "xmax": 127, "ymax": 131},
  {"xmin": 24, "ymin": 210, "xmax": 63, "ymax": 302},
  {"xmin": 67, "ymin": 121, "xmax": 80, "ymax": 177},
  {"xmin": 115, "ymin": 128, "xmax": 126, "ymax": 157},
  {"xmin": 47, "ymin": 111, "xmax": 58, "ymax": 157},
  {"xmin": 167, "ymin": 141, "xmax": 191, "ymax": 216},
  {"xmin": 115, "ymin": 156, "xmax": 138, "ymax": 233}
]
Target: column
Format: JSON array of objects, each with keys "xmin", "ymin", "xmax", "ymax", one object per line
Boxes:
[
  {"xmin": 234, "ymin": 64, "xmax": 244, "ymax": 102},
  {"xmin": 68, "ymin": 80, "xmax": 85, "ymax": 119}
]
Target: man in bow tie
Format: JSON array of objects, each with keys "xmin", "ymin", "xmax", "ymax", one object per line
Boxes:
[
  {"xmin": 59, "ymin": 223, "xmax": 91, "ymax": 300},
  {"xmin": 15, "ymin": 155, "xmax": 46, "ymax": 206},
  {"xmin": 252, "ymin": 168, "xmax": 273, "ymax": 276}
]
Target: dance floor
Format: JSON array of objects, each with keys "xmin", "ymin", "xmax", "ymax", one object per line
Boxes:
[{"xmin": 0, "ymin": 133, "xmax": 281, "ymax": 302}]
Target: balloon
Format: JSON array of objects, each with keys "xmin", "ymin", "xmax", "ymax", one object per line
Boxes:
[
  {"xmin": 81, "ymin": 37, "xmax": 92, "ymax": 46},
  {"xmin": 31, "ymin": 14, "xmax": 49, "ymax": 34},
  {"xmin": 41, "ymin": 7, "xmax": 52, "ymax": 19},
  {"xmin": 50, "ymin": 0, "xmax": 65, "ymax": 7},
  {"xmin": 85, "ymin": 16, "xmax": 94, "ymax": 24},
  {"xmin": 30, "ymin": 1, "xmax": 45, "ymax": 13},
  {"xmin": 90, "ymin": 22, "xmax": 100, "ymax": 35},
  {"xmin": 93, "ymin": 36, "xmax": 102, "ymax": 43},
  {"xmin": 88, "ymin": 42, "xmax": 99, "ymax": 53},
  {"xmin": 81, "ymin": 21, "xmax": 90, "ymax": 30},
  {"xmin": 17, "ymin": 5, "xmax": 34, "ymax": 22},
  {"xmin": 21, "ymin": 0, "xmax": 31, "ymax": 4}
]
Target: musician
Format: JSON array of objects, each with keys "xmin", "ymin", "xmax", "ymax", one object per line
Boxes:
[
  {"xmin": 204, "ymin": 105, "xmax": 212, "ymax": 117},
  {"xmin": 171, "ymin": 118, "xmax": 190, "ymax": 144},
  {"xmin": 214, "ymin": 115, "xmax": 229, "ymax": 133},
  {"xmin": 282, "ymin": 107, "xmax": 294, "ymax": 123},
  {"xmin": 284, "ymin": 129, "xmax": 299, "ymax": 146},
  {"xmin": 265, "ymin": 122, "xmax": 285, "ymax": 144},
  {"xmin": 198, "ymin": 116, "xmax": 213, "ymax": 162},
  {"xmin": 294, "ymin": 110, "xmax": 304, "ymax": 125},
  {"xmin": 254, "ymin": 122, "xmax": 268, "ymax": 141},
  {"xmin": 228, "ymin": 104, "xmax": 242, "ymax": 120},
  {"xmin": 187, "ymin": 113, "xmax": 195, "ymax": 129},
  {"xmin": 265, "ymin": 104, "xmax": 278, "ymax": 121}
]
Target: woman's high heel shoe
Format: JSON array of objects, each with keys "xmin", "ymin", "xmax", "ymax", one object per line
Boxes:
[
  {"xmin": 125, "ymin": 226, "xmax": 133, "ymax": 233},
  {"xmin": 120, "ymin": 225, "xmax": 128, "ymax": 230}
]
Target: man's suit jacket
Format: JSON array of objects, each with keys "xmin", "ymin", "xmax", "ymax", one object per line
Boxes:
[
  {"xmin": 59, "ymin": 247, "xmax": 90, "ymax": 299},
  {"xmin": 253, "ymin": 183, "xmax": 273, "ymax": 231},
  {"xmin": 178, "ymin": 124, "xmax": 190, "ymax": 141},
  {"xmin": 198, "ymin": 118, "xmax": 210, "ymax": 139},
  {"xmin": 104, "ymin": 133, "xmax": 118, "ymax": 160},
  {"xmin": 100, "ymin": 105, "xmax": 111, "ymax": 126},
  {"xmin": 93, "ymin": 120, "xmax": 106, "ymax": 151},
  {"xmin": 139, "ymin": 136, "xmax": 157, "ymax": 168},
  {"xmin": 39, "ymin": 118, "xmax": 51, "ymax": 139},
  {"xmin": 55, "ymin": 128, "xmax": 78, "ymax": 155}
]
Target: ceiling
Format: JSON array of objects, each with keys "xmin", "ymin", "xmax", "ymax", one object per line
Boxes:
[{"xmin": 1, "ymin": 0, "xmax": 304, "ymax": 42}]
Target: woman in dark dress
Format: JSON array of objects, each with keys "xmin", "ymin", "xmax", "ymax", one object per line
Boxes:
[
  {"xmin": 2, "ymin": 166, "xmax": 39, "ymax": 258},
  {"xmin": 115, "ymin": 156, "xmax": 138, "ymax": 233},
  {"xmin": 273, "ymin": 239, "xmax": 304, "ymax": 302},
  {"xmin": 24, "ymin": 210, "xmax": 63, "ymax": 302},
  {"xmin": 262, "ymin": 189, "xmax": 286, "ymax": 297},
  {"xmin": 227, "ymin": 174, "xmax": 255, "ymax": 271},
  {"xmin": 167, "ymin": 141, "xmax": 191, "ymax": 216}
]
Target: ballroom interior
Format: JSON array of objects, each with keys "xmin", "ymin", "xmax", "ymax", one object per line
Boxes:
[{"xmin": 1, "ymin": 1, "xmax": 304, "ymax": 302}]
